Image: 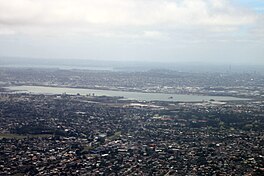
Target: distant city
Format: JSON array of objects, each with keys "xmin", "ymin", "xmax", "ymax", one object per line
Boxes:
[
  {"xmin": 1, "ymin": 0, "xmax": 264, "ymax": 175},
  {"xmin": 1, "ymin": 57, "xmax": 264, "ymax": 74},
  {"xmin": 0, "ymin": 65, "xmax": 263, "ymax": 175}
]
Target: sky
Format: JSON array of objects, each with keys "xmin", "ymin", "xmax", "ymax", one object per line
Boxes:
[{"xmin": 0, "ymin": 0, "xmax": 263, "ymax": 65}]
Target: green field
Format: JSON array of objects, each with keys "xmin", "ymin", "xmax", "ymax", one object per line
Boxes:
[
  {"xmin": 0, "ymin": 133, "xmax": 53, "ymax": 139},
  {"xmin": 108, "ymin": 131, "xmax": 122, "ymax": 141}
]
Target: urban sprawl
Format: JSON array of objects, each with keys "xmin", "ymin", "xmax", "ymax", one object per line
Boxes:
[{"xmin": 0, "ymin": 67, "xmax": 263, "ymax": 175}]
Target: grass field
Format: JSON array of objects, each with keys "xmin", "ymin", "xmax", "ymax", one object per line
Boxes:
[
  {"xmin": 108, "ymin": 131, "xmax": 122, "ymax": 141},
  {"xmin": 0, "ymin": 133, "xmax": 53, "ymax": 139}
]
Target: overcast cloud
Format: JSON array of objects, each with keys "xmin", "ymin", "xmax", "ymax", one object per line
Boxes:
[{"xmin": 0, "ymin": 0, "xmax": 263, "ymax": 64}]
